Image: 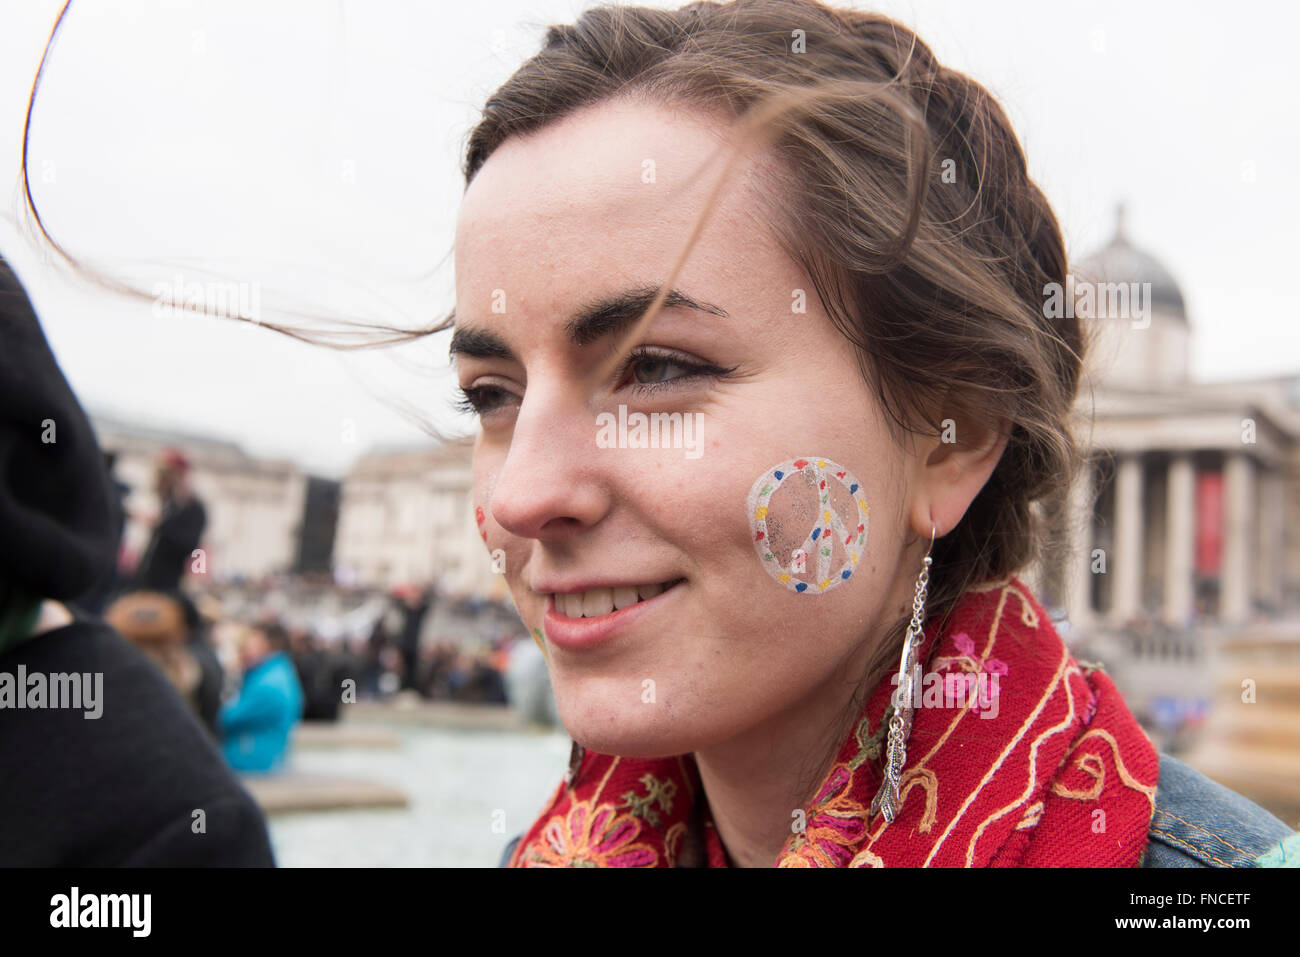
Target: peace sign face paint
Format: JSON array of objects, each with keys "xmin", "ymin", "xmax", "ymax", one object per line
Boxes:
[{"xmin": 747, "ymin": 457, "xmax": 869, "ymax": 594}]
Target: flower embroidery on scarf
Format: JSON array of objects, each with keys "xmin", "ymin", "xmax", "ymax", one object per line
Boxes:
[
  {"xmin": 522, "ymin": 800, "xmax": 659, "ymax": 867},
  {"xmin": 778, "ymin": 764, "xmax": 870, "ymax": 867},
  {"xmin": 519, "ymin": 772, "xmax": 680, "ymax": 867},
  {"xmin": 931, "ymin": 631, "xmax": 1007, "ymax": 717}
]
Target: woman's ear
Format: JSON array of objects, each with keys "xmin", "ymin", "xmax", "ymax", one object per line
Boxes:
[{"xmin": 907, "ymin": 409, "xmax": 1011, "ymax": 539}]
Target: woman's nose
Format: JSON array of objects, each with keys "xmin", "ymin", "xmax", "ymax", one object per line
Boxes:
[{"xmin": 487, "ymin": 388, "xmax": 610, "ymax": 542}]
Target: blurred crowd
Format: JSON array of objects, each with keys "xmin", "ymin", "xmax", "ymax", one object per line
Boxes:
[
  {"xmin": 82, "ymin": 430, "xmax": 522, "ymax": 760},
  {"xmin": 96, "ymin": 452, "xmax": 518, "ymax": 774}
]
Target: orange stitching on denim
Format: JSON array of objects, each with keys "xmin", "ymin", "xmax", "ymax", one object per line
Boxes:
[
  {"xmin": 1156, "ymin": 809, "xmax": 1252, "ymax": 855},
  {"xmin": 1149, "ymin": 826, "xmax": 1234, "ymax": 867}
]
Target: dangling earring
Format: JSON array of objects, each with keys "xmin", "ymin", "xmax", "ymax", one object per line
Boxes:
[{"xmin": 869, "ymin": 523, "xmax": 936, "ymax": 825}]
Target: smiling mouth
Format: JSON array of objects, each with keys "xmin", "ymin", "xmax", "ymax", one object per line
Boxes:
[{"xmin": 550, "ymin": 579, "xmax": 686, "ymax": 619}]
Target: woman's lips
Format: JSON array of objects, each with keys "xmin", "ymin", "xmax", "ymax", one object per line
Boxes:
[{"xmin": 543, "ymin": 579, "xmax": 685, "ymax": 650}]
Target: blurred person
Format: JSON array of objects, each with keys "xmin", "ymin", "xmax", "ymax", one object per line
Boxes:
[
  {"xmin": 390, "ymin": 583, "xmax": 434, "ymax": 692},
  {"xmin": 376, "ymin": 645, "xmax": 403, "ymax": 697},
  {"xmin": 104, "ymin": 590, "xmax": 202, "ymax": 714},
  {"xmin": 133, "ymin": 448, "xmax": 206, "ymax": 593},
  {"xmin": 461, "ymin": 650, "xmax": 507, "ymax": 705},
  {"xmin": 177, "ymin": 590, "xmax": 226, "ymax": 737},
  {"xmin": 0, "ymin": 255, "xmax": 273, "ymax": 865},
  {"xmin": 422, "ymin": 641, "xmax": 457, "ymax": 700},
  {"xmin": 218, "ymin": 621, "xmax": 304, "ymax": 773},
  {"xmin": 363, "ymin": 614, "xmax": 388, "ymax": 697},
  {"xmin": 292, "ymin": 627, "xmax": 348, "ymax": 722},
  {"xmin": 503, "ymin": 633, "xmax": 557, "ymax": 727},
  {"xmin": 443, "ymin": 648, "xmax": 469, "ymax": 700}
]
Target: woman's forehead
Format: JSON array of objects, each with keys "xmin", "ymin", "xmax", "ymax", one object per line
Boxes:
[{"xmin": 455, "ymin": 99, "xmax": 759, "ymax": 258}]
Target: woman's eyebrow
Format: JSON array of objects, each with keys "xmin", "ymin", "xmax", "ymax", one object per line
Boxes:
[
  {"xmin": 565, "ymin": 285, "xmax": 729, "ymax": 347},
  {"xmin": 447, "ymin": 322, "xmax": 514, "ymax": 362},
  {"xmin": 448, "ymin": 285, "xmax": 729, "ymax": 362}
]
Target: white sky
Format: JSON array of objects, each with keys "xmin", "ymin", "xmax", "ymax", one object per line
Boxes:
[{"xmin": 1, "ymin": 0, "xmax": 1297, "ymax": 476}]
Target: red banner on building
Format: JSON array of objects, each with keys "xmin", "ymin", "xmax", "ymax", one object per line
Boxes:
[{"xmin": 1195, "ymin": 471, "xmax": 1223, "ymax": 576}]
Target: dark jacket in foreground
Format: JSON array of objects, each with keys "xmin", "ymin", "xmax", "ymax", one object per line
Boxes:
[{"xmin": 0, "ymin": 610, "xmax": 275, "ymax": 866}]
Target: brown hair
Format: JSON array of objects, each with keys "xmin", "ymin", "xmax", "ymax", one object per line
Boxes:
[{"xmin": 460, "ymin": 0, "xmax": 1086, "ymax": 767}]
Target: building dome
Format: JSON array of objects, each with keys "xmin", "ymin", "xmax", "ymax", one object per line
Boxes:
[{"xmin": 1075, "ymin": 205, "xmax": 1187, "ymax": 318}]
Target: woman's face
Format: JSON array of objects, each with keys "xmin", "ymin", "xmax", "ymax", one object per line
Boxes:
[
  {"xmin": 452, "ymin": 99, "xmax": 926, "ymax": 758},
  {"xmin": 239, "ymin": 628, "xmax": 270, "ymax": 670}
]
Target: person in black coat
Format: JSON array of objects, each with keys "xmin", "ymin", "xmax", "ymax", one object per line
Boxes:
[
  {"xmin": 0, "ymin": 254, "xmax": 275, "ymax": 866},
  {"xmin": 133, "ymin": 449, "xmax": 207, "ymax": 593}
]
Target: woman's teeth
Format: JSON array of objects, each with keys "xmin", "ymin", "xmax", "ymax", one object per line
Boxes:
[{"xmin": 553, "ymin": 581, "xmax": 678, "ymax": 619}]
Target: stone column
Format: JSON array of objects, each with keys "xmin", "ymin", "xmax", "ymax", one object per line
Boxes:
[
  {"xmin": 1063, "ymin": 459, "xmax": 1095, "ymax": 635},
  {"xmin": 1164, "ymin": 454, "xmax": 1196, "ymax": 626},
  {"xmin": 1112, "ymin": 453, "xmax": 1145, "ymax": 623},
  {"xmin": 1221, "ymin": 452, "xmax": 1256, "ymax": 623},
  {"xmin": 1257, "ymin": 468, "xmax": 1285, "ymax": 611}
]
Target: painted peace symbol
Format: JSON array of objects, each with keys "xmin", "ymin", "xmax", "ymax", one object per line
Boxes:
[{"xmin": 746, "ymin": 457, "xmax": 870, "ymax": 594}]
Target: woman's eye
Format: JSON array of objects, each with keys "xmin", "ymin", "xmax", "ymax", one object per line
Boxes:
[
  {"xmin": 454, "ymin": 384, "xmax": 517, "ymax": 418},
  {"xmin": 630, "ymin": 355, "xmax": 692, "ymax": 385},
  {"xmin": 620, "ymin": 348, "xmax": 734, "ymax": 395}
]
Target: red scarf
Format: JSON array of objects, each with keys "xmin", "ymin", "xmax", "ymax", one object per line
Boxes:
[{"xmin": 507, "ymin": 577, "xmax": 1159, "ymax": 867}]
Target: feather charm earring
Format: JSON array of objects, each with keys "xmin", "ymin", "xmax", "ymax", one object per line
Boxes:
[{"xmin": 869, "ymin": 524, "xmax": 935, "ymax": 824}]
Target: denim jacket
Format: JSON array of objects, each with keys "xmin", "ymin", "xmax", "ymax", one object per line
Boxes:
[
  {"xmin": 499, "ymin": 750, "xmax": 1298, "ymax": 867},
  {"xmin": 1140, "ymin": 752, "xmax": 1297, "ymax": 867}
]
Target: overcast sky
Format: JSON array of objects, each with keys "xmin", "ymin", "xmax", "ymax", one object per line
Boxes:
[{"xmin": 1, "ymin": 0, "xmax": 1296, "ymax": 476}]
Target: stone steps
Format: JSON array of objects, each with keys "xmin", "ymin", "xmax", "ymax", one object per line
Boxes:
[
  {"xmin": 292, "ymin": 723, "xmax": 401, "ymax": 749},
  {"xmin": 242, "ymin": 772, "xmax": 408, "ymax": 815}
]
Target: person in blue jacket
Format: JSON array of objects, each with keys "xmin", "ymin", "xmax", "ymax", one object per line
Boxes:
[{"xmin": 219, "ymin": 622, "xmax": 304, "ymax": 773}]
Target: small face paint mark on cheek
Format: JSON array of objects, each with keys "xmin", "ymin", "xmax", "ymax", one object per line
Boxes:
[
  {"xmin": 746, "ymin": 456, "xmax": 870, "ymax": 594},
  {"xmin": 476, "ymin": 469, "xmax": 501, "ymax": 546}
]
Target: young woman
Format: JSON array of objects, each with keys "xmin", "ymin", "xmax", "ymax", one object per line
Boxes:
[{"xmin": 445, "ymin": 0, "xmax": 1298, "ymax": 867}]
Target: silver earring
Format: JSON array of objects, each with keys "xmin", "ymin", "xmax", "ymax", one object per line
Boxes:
[{"xmin": 869, "ymin": 524, "xmax": 935, "ymax": 824}]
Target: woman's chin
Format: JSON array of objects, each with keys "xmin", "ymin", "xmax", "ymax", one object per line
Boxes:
[{"xmin": 555, "ymin": 696, "xmax": 701, "ymax": 759}]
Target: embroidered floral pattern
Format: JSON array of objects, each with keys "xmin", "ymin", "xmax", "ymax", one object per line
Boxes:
[
  {"xmin": 931, "ymin": 631, "xmax": 1007, "ymax": 716},
  {"xmin": 520, "ymin": 799, "xmax": 659, "ymax": 867},
  {"xmin": 779, "ymin": 764, "xmax": 870, "ymax": 867}
]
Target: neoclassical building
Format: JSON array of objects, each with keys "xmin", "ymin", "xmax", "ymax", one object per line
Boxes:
[
  {"xmin": 1030, "ymin": 209, "xmax": 1299, "ymax": 635},
  {"xmin": 333, "ymin": 438, "xmax": 505, "ymax": 600}
]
